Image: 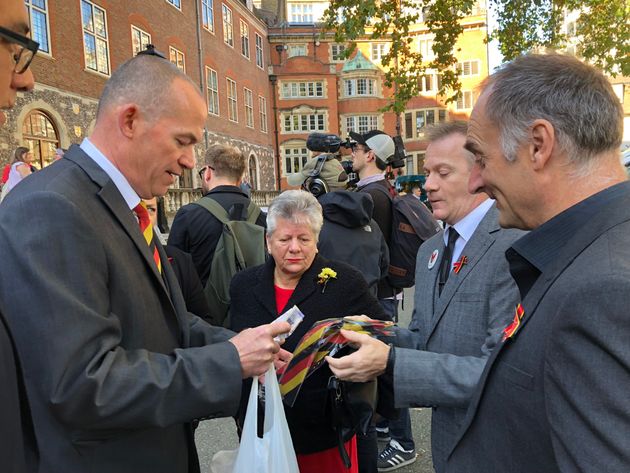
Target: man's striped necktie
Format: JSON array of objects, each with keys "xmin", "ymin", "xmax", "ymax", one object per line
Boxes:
[{"xmin": 133, "ymin": 201, "xmax": 162, "ymax": 273}]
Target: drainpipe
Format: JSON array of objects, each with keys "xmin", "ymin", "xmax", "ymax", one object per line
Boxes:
[
  {"xmin": 269, "ymin": 74, "xmax": 281, "ymax": 191},
  {"xmin": 194, "ymin": 0, "xmax": 209, "ymax": 149}
]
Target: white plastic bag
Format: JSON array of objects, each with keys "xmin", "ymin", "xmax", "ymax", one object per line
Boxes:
[{"xmin": 232, "ymin": 364, "xmax": 299, "ymax": 473}]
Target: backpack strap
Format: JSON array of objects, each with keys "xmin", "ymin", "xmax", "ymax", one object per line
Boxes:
[
  {"xmin": 193, "ymin": 196, "xmax": 230, "ymax": 224},
  {"xmin": 245, "ymin": 201, "xmax": 262, "ymax": 224}
]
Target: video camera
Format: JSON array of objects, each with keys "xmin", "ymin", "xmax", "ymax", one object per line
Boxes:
[
  {"xmin": 306, "ymin": 133, "xmax": 353, "ymax": 154},
  {"xmin": 388, "ymin": 135, "xmax": 408, "ymax": 169}
]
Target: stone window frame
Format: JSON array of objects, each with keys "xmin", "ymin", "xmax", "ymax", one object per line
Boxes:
[{"xmin": 404, "ymin": 108, "xmax": 448, "ymax": 139}]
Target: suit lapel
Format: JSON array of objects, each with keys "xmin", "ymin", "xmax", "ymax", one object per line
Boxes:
[{"xmin": 428, "ymin": 207, "xmax": 499, "ymax": 340}]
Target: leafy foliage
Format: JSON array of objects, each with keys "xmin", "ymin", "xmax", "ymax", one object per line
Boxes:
[{"xmin": 322, "ymin": 0, "xmax": 629, "ymax": 113}]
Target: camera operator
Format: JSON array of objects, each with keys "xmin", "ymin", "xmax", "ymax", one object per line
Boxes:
[{"xmin": 287, "ymin": 133, "xmax": 389, "ymax": 299}]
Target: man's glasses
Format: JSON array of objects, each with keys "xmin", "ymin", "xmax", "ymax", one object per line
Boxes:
[
  {"xmin": 0, "ymin": 26, "xmax": 39, "ymax": 75},
  {"xmin": 197, "ymin": 165, "xmax": 214, "ymax": 180},
  {"xmin": 351, "ymin": 144, "xmax": 370, "ymax": 153}
]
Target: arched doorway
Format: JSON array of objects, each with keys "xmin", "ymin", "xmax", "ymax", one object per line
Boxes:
[
  {"xmin": 248, "ymin": 153, "xmax": 258, "ymax": 190},
  {"xmin": 22, "ymin": 110, "xmax": 60, "ymax": 169}
]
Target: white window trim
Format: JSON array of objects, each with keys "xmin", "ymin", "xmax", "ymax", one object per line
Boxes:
[
  {"xmin": 255, "ymin": 32, "xmax": 264, "ymax": 69},
  {"xmin": 165, "ymin": 0, "xmax": 182, "ymax": 11},
  {"xmin": 343, "ymin": 114, "xmax": 380, "ymax": 135},
  {"xmin": 201, "ymin": 0, "xmax": 215, "ymax": 33},
  {"xmin": 259, "ymin": 95, "xmax": 268, "ymax": 133},
  {"xmin": 281, "ymin": 143, "xmax": 309, "ymax": 175},
  {"xmin": 131, "ymin": 25, "xmax": 151, "ymax": 56},
  {"xmin": 280, "ymin": 81, "xmax": 325, "ymax": 99},
  {"xmin": 244, "ymin": 87, "xmax": 254, "ymax": 128},
  {"xmin": 457, "ymin": 59, "xmax": 481, "ymax": 77},
  {"xmin": 282, "ymin": 112, "xmax": 327, "ymax": 133},
  {"xmin": 25, "ymin": 0, "xmax": 52, "ymax": 56},
  {"xmin": 227, "ymin": 78, "xmax": 238, "ymax": 122},
  {"xmin": 240, "ymin": 20, "xmax": 250, "ymax": 59},
  {"xmin": 456, "ymin": 90, "xmax": 474, "ymax": 110},
  {"xmin": 287, "ymin": 44, "xmax": 307, "ymax": 58},
  {"xmin": 169, "ymin": 45, "xmax": 186, "ymax": 73},
  {"xmin": 403, "ymin": 108, "xmax": 448, "ymax": 139},
  {"xmin": 81, "ymin": 0, "xmax": 111, "ymax": 77},
  {"xmin": 330, "ymin": 43, "xmax": 346, "ymax": 62},
  {"xmin": 222, "ymin": 4, "xmax": 234, "ymax": 48},
  {"xmin": 343, "ymin": 78, "xmax": 377, "ymax": 98},
  {"xmin": 206, "ymin": 67, "xmax": 220, "ymax": 116}
]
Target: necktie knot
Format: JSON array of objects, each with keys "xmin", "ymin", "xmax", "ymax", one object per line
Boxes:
[{"xmin": 133, "ymin": 202, "xmax": 161, "ymax": 273}]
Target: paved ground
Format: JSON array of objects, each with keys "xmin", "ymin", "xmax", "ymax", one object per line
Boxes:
[{"xmin": 195, "ymin": 287, "xmax": 435, "ymax": 473}]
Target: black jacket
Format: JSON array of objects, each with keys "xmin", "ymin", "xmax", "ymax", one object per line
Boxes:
[
  {"xmin": 168, "ymin": 186, "xmax": 266, "ymax": 286},
  {"xmin": 164, "ymin": 245, "xmax": 212, "ymax": 322},
  {"xmin": 229, "ymin": 254, "xmax": 387, "ymax": 455},
  {"xmin": 356, "ymin": 180, "xmax": 398, "ymax": 298},
  {"xmin": 318, "ymin": 190, "xmax": 389, "ymax": 297}
]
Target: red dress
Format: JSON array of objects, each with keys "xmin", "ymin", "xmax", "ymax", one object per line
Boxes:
[{"xmin": 274, "ymin": 285, "xmax": 359, "ymax": 473}]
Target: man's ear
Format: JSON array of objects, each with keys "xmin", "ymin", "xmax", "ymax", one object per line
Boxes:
[
  {"xmin": 117, "ymin": 104, "xmax": 141, "ymax": 139},
  {"xmin": 530, "ymin": 119, "xmax": 555, "ymax": 171}
]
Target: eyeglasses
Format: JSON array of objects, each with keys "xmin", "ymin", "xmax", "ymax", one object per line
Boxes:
[
  {"xmin": 197, "ymin": 165, "xmax": 214, "ymax": 180},
  {"xmin": 351, "ymin": 144, "xmax": 370, "ymax": 153},
  {"xmin": 0, "ymin": 26, "xmax": 39, "ymax": 75}
]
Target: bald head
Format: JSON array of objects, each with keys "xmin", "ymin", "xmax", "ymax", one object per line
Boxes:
[{"xmin": 96, "ymin": 54, "xmax": 202, "ymax": 123}]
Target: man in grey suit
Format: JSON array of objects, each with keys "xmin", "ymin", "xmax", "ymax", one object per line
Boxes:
[
  {"xmin": 446, "ymin": 54, "xmax": 630, "ymax": 472},
  {"xmin": 0, "ymin": 54, "xmax": 289, "ymax": 472},
  {"xmin": 327, "ymin": 121, "xmax": 523, "ymax": 473}
]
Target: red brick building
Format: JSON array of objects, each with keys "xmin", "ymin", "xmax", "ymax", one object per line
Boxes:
[{"xmin": 1, "ymin": 0, "xmax": 278, "ymax": 211}]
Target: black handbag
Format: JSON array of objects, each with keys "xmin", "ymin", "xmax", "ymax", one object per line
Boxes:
[{"xmin": 327, "ymin": 375, "xmax": 377, "ymax": 468}]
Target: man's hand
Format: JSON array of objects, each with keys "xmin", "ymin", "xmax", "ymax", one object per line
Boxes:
[
  {"xmin": 325, "ymin": 329, "xmax": 390, "ymax": 382},
  {"xmin": 274, "ymin": 348, "xmax": 292, "ymax": 373},
  {"xmin": 229, "ymin": 322, "xmax": 291, "ymax": 378}
]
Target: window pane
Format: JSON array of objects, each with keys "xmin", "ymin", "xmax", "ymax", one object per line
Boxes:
[
  {"xmin": 405, "ymin": 113, "xmax": 412, "ymax": 138},
  {"xmin": 31, "ymin": 10, "xmax": 49, "ymax": 53},
  {"xmin": 93, "ymin": 8, "xmax": 106, "ymax": 38},
  {"xmin": 81, "ymin": 2, "xmax": 93, "ymax": 32},
  {"xmin": 84, "ymin": 33, "xmax": 97, "ymax": 70}
]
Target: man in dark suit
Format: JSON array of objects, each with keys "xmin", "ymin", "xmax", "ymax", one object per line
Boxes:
[
  {"xmin": 445, "ymin": 54, "xmax": 630, "ymax": 472},
  {"xmin": 0, "ymin": 53, "xmax": 288, "ymax": 472},
  {"xmin": 0, "ymin": 1, "xmax": 37, "ymax": 470},
  {"xmin": 326, "ymin": 122, "xmax": 523, "ymax": 473}
]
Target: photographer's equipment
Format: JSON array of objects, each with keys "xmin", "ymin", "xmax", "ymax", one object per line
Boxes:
[
  {"xmin": 303, "ymin": 154, "xmax": 331, "ymax": 198},
  {"xmin": 306, "ymin": 133, "xmax": 353, "ymax": 154},
  {"xmin": 388, "ymin": 135, "xmax": 408, "ymax": 169},
  {"xmin": 340, "ymin": 160, "xmax": 359, "ymax": 189}
]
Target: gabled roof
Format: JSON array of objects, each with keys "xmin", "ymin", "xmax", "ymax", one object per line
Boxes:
[{"xmin": 342, "ymin": 50, "xmax": 379, "ymax": 72}]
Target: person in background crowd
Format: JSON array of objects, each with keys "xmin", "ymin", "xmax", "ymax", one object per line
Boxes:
[
  {"xmin": 287, "ymin": 154, "xmax": 389, "ymax": 298},
  {"xmin": 0, "ymin": 0, "xmax": 37, "ymax": 470},
  {"xmin": 144, "ymin": 197, "xmax": 212, "ymax": 322},
  {"xmin": 230, "ymin": 190, "xmax": 389, "ymax": 473},
  {"xmin": 1, "ymin": 146, "xmax": 34, "ymax": 201},
  {"xmin": 0, "ymin": 52, "xmax": 289, "ymax": 473},
  {"xmin": 447, "ymin": 54, "xmax": 630, "ymax": 472},
  {"xmin": 168, "ymin": 144, "xmax": 266, "ymax": 287}
]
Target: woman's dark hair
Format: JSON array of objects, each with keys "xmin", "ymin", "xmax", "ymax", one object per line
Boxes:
[{"xmin": 13, "ymin": 146, "xmax": 30, "ymax": 163}]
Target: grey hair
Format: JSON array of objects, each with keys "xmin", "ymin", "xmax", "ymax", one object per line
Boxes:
[
  {"xmin": 266, "ymin": 190, "xmax": 324, "ymax": 241},
  {"xmin": 483, "ymin": 54, "xmax": 623, "ymax": 169},
  {"xmin": 96, "ymin": 54, "xmax": 201, "ymax": 122}
]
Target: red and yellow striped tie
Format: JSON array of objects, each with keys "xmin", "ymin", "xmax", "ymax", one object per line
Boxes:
[{"xmin": 133, "ymin": 201, "xmax": 162, "ymax": 273}]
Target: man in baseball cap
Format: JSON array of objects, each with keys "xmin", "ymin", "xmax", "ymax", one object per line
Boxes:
[{"xmin": 349, "ymin": 130, "xmax": 396, "ymax": 170}]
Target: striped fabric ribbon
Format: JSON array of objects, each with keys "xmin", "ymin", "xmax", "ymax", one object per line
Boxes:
[
  {"xmin": 502, "ymin": 303, "xmax": 524, "ymax": 342},
  {"xmin": 279, "ymin": 317, "xmax": 395, "ymax": 406},
  {"xmin": 133, "ymin": 201, "xmax": 162, "ymax": 274}
]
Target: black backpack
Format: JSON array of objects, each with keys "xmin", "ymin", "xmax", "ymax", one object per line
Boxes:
[{"xmin": 375, "ymin": 186, "xmax": 441, "ymax": 288}]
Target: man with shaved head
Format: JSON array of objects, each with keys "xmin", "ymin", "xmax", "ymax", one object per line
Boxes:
[
  {"xmin": 0, "ymin": 52, "xmax": 289, "ymax": 472},
  {"xmin": 0, "ymin": 0, "xmax": 37, "ymax": 470}
]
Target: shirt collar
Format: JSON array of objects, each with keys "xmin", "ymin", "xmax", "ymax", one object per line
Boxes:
[
  {"xmin": 357, "ymin": 173, "xmax": 385, "ymax": 188},
  {"xmin": 80, "ymin": 138, "xmax": 141, "ymax": 210},
  {"xmin": 511, "ymin": 181, "xmax": 630, "ymax": 272},
  {"xmin": 444, "ymin": 198, "xmax": 494, "ymax": 245}
]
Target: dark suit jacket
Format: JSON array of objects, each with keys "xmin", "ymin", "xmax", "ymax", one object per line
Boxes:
[
  {"xmin": 165, "ymin": 245, "xmax": 212, "ymax": 322},
  {"xmin": 0, "ymin": 312, "xmax": 36, "ymax": 472},
  {"xmin": 447, "ymin": 182, "xmax": 630, "ymax": 472},
  {"xmin": 229, "ymin": 254, "xmax": 387, "ymax": 455},
  {"xmin": 0, "ymin": 145, "xmax": 243, "ymax": 473}
]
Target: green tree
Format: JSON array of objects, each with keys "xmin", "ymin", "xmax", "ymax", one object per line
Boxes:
[{"xmin": 322, "ymin": 0, "xmax": 629, "ymax": 113}]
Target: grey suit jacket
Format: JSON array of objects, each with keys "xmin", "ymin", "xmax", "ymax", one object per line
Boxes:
[
  {"xmin": 0, "ymin": 145, "xmax": 243, "ymax": 473},
  {"xmin": 394, "ymin": 205, "xmax": 523, "ymax": 473},
  {"xmin": 447, "ymin": 183, "xmax": 630, "ymax": 472}
]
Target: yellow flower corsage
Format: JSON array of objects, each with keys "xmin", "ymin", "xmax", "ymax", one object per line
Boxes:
[{"xmin": 317, "ymin": 267, "xmax": 337, "ymax": 293}]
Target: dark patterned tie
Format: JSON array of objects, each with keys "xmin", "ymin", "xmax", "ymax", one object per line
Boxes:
[
  {"xmin": 438, "ymin": 227, "xmax": 459, "ymax": 295},
  {"xmin": 133, "ymin": 202, "xmax": 162, "ymax": 273}
]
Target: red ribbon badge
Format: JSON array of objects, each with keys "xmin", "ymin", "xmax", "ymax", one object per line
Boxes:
[
  {"xmin": 452, "ymin": 255, "xmax": 468, "ymax": 274},
  {"xmin": 502, "ymin": 303, "xmax": 525, "ymax": 341}
]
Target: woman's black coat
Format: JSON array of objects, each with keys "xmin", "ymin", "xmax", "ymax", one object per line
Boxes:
[{"xmin": 229, "ymin": 253, "xmax": 387, "ymax": 455}]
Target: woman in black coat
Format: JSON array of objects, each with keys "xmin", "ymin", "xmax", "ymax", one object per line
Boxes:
[{"xmin": 229, "ymin": 190, "xmax": 387, "ymax": 473}]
